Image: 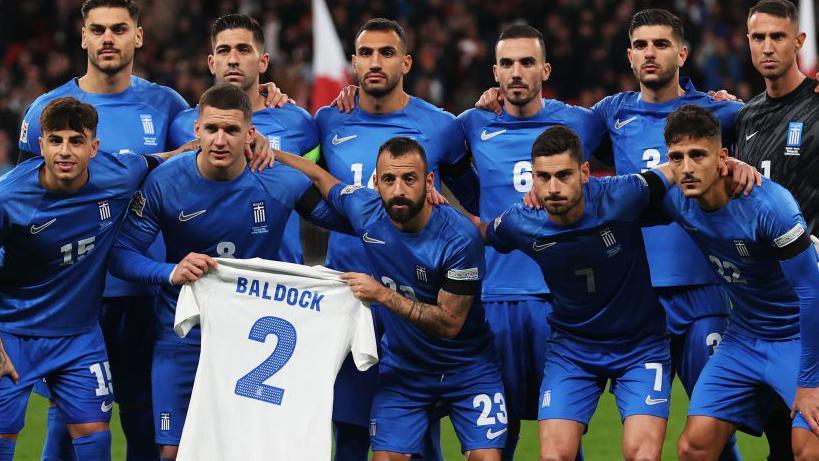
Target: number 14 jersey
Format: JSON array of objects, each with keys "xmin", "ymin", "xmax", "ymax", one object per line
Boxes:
[{"xmin": 174, "ymin": 258, "xmax": 378, "ymax": 461}]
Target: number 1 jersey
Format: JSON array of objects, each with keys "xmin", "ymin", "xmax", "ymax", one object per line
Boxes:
[{"xmin": 174, "ymin": 258, "xmax": 378, "ymax": 461}]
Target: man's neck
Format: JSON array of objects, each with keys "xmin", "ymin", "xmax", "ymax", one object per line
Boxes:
[
  {"xmin": 196, "ymin": 154, "xmax": 246, "ymax": 182},
  {"xmin": 639, "ymin": 78, "xmax": 685, "ymax": 104},
  {"xmin": 505, "ymin": 94, "xmax": 544, "ymax": 118},
  {"xmin": 694, "ymin": 178, "xmax": 731, "ymax": 212},
  {"xmin": 547, "ymin": 196, "xmax": 585, "ymax": 227},
  {"xmin": 77, "ymin": 64, "xmax": 132, "ymax": 94},
  {"xmin": 765, "ymin": 65, "xmax": 806, "ymax": 98},
  {"xmin": 391, "ymin": 204, "xmax": 433, "ymax": 233},
  {"xmin": 247, "ymin": 83, "xmax": 266, "ymax": 112},
  {"xmin": 39, "ymin": 168, "xmax": 88, "ymax": 194},
  {"xmin": 359, "ymin": 87, "xmax": 409, "ymax": 115}
]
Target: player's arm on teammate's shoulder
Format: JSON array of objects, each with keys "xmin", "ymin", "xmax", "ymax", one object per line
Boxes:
[
  {"xmin": 474, "ymin": 87, "xmax": 504, "ymax": 115},
  {"xmin": 260, "ymin": 81, "xmax": 294, "ymax": 108},
  {"xmin": 341, "ymin": 272, "xmax": 474, "ymax": 339},
  {"xmin": 0, "ymin": 335, "xmax": 19, "ymax": 384},
  {"xmin": 274, "ymin": 149, "xmax": 340, "ymax": 198},
  {"xmin": 332, "ymin": 85, "xmax": 359, "ymax": 113}
]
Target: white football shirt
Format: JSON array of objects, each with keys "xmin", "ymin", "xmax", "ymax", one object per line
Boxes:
[{"xmin": 174, "ymin": 258, "xmax": 378, "ymax": 461}]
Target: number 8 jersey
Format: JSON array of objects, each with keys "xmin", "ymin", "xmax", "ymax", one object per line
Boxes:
[{"xmin": 173, "ymin": 258, "xmax": 378, "ymax": 461}]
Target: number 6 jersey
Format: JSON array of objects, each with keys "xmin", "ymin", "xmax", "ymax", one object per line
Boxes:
[{"xmin": 174, "ymin": 258, "xmax": 378, "ymax": 461}]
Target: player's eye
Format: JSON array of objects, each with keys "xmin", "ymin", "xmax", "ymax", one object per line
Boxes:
[
  {"xmin": 382, "ymin": 49, "xmax": 395, "ymax": 57},
  {"xmin": 668, "ymin": 153, "xmax": 682, "ymax": 162},
  {"xmin": 112, "ymin": 26, "xmax": 126, "ymax": 34},
  {"xmin": 522, "ymin": 58, "xmax": 535, "ymax": 66},
  {"xmin": 632, "ymin": 42, "xmax": 646, "ymax": 49},
  {"xmin": 499, "ymin": 59, "xmax": 512, "ymax": 67},
  {"xmin": 358, "ymin": 49, "xmax": 372, "ymax": 57},
  {"xmin": 90, "ymin": 26, "xmax": 104, "ymax": 35}
]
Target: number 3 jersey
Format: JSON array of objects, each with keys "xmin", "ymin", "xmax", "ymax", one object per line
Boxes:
[{"xmin": 173, "ymin": 258, "xmax": 378, "ymax": 461}]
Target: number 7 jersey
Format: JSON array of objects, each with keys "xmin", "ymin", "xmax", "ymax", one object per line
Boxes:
[{"xmin": 173, "ymin": 258, "xmax": 378, "ymax": 461}]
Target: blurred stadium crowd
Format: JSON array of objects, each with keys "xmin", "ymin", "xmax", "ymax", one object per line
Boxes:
[{"xmin": 0, "ymin": 0, "xmax": 814, "ymax": 173}]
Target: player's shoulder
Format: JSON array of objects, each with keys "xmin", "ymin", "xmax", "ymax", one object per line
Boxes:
[
  {"xmin": 130, "ymin": 76, "xmax": 187, "ymax": 106},
  {"xmin": 748, "ymin": 179, "xmax": 798, "ymax": 210},
  {"xmin": 146, "ymin": 151, "xmax": 196, "ymax": 181},
  {"xmin": 687, "ymin": 89, "xmax": 744, "ymax": 117},
  {"xmin": 25, "ymin": 80, "xmax": 78, "ymax": 114},
  {"xmin": 739, "ymin": 91, "xmax": 768, "ymax": 115},
  {"xmin": 591, "ymin": 91, "xmax": 637, "ymax": 113},
  {"xmin": 173, "ymin": 106, "xmax": 198, "ymax": 122},
  {"xmin": 257, "ymin": 104, "xmax": 316, "ymax": 130},
  {"xmin": 0, "ymin": 159, "xmax": 41, "ymax": 197},
  {"xmin": 314, "ymin": 104, "xmax": 347, "ymax": 127},
  {"xmin": 456, "ymin": 107, "xmax": 497, "ymax": 129},
  {"xmin": 407, "ymin": 96, "xmax": 456, "ymax": 123},
  {"xmin": 435, "ymin": 206, "xmax": 482, "ymax": 244}
]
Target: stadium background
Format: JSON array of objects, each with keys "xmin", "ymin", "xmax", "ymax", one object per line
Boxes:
[{"xmin": 3, "ymin": 0, "xmax": 816, "ymax": 458}]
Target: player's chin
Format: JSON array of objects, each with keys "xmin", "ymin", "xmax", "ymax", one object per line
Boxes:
[{"xmin": 680, "ymin": 185, "xmax": 703, "ymax": 197}]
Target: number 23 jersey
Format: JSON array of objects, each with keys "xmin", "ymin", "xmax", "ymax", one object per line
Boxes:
[{"xmin": 174, "ymin": 258, "xmax": 378, "ymax": 461}]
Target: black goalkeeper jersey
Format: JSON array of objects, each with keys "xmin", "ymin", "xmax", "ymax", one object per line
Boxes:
[{"xmin": 736, "ymin": 77, "xmax": 819, "ymax": 233}]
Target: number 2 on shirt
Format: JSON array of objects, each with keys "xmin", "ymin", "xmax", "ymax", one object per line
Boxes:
[{"xmin": 234, "ymin": 316, "xmax": 297, "ymax": 405}]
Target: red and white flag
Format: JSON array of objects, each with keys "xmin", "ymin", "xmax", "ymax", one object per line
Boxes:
[
  {"xmin": 311, "ymin": 0, "xmax": 350, "ymax": 113},
  {"xmin": 799, "ymin": 0, "xmax": 817, "ymax": 74}
]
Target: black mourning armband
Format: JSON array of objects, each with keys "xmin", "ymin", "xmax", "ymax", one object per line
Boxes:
[
  {"xmin": 295, "ymin": 185, "xmax": 323, "ymax": 216},
  {"xmin": 639, "ymin": 170, "xmax": 667, "ymax": 209},
  {"xmin": 441, "ymin": 268, "xmax": 481, "ymax": 296},
  {"xmin": 774, "ymin": 225, "xmax": 812, "ymax": 261},
  {"xmin": 142, "ymin": 154, "xmax": 162, "ymax": 172}
]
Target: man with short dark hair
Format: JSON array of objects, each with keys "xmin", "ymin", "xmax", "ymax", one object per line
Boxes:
[
  {"xmin": 478, "ymin": 125, "xmax": 683, "ymax": 461},
  {"xmin": 658, "ymin": 105, "xmax": 819, "ymax": 461},
  {"xmin": 273, "ymin": 138, "xmax": 506, "ymax": 461},
  {"xmin": 109, "ymin": 83, "xmax": 346, "ymax": 461},
  {"xmin": 457, "ymin": 23, "xmax": 606, "ymax": 460},
  {"xmin": 0, "ymin": 96, "xmax": 183, "ymax": 461},
  {"xmin": 17, "ymin": 1, "xmax": 190, "ymax": 458},
  {"xmin": 168, "ymin": 13, "xmax": 319, "ymax": 265},
  {"xmin": 321, "ymin": 18, "xmax": 479, "ymax": 461}
]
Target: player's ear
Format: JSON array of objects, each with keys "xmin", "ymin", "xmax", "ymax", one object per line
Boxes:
[
  {"xmin": 207, "ymin": 54, "xmax": 216, "ymax": 75},
  {"xmin": 402, "ymin": 53, "xmax": 413, "ymax": 76},
  {"xmin": 246, "ymin": 125, "xmax": 257, "ymax": 146},
  {"xmin": 81, "ymin": 26, "xmax": 88, "ymax": 50},
  {"xmin": 580, "ymin": 161, "xmax": 591, "ymax": 183},
  {"xmin": 795, "ymin": 32, "xmax": 806, "ymax": 51},
  {"xmin": 258, "ymin": 52, "xmax": 270, "ymax": 74},
  {"xmin": 426, "ymin": 170, "xmax": 435, "ymax": 190},
  {"xmin": 492, "ymin": 63, "xmax": 499, "ymax": 83},
  {"xmin": 90, "ymin": 138, "xmax": 100, "ymax": 159},
  {"xmin": 542, "ymin": 62, "xmax": 552, "ymax": 82},
  {"xmin": 194, "ymin": 120, "xmax": 201, "ymax": 138},
  {"xmin": 678, "ymin": 44, "xmax": 688, "ymax": 67},
  {"xmin": 135, "ymin": 26, "xmax": 144, "ymax": 49}
]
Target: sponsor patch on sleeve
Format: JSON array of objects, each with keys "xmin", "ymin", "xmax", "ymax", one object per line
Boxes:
[
  {"xmin": 446, "ymin": 267, "xmax": 479, "ymax": 281},
  {"xmin": 130, "ymin": 190, "xmax": 146, "ymax": 218},
  {"xmin": 774, "ymin": 223, "xmax": 805, "ymax": 248},
  {"xmin": 340, "ymin": 184, "xmax": 363, "ymax": 195},
  {"xmin": 19, "ymin": 121, "xmax": 28, "ymax": 144}
]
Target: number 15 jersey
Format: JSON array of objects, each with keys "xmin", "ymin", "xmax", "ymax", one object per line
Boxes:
[{"xmin": 174, "ymin": 258, "xmax": 378, "ymax": 461}]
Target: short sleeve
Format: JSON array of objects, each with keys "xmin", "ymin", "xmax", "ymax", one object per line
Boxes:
[
  {"xmin": 485, "ymin": 205, "xmax": 527, "ymax": 254},
  {"xmin": 168, "ymin": 111, "xmax": 196, "ymax": 150},
  {"xmin": 596, "ymin": 174, "xmax": 659, "ymax": 221},
  {"xmin": 326, "ymin": 183, "xmax": 383, "ymax": 233},
  {"xmin": 18, "ymin": 103, "xmax": 43, "ymax": 155},
  {"xmin": 351, "ymin": 303, "xmax": 378, "ymax": 371},
  {"xmin": 120, "ymin": 152, "xmax": 153, "ymax": 189},
  {"xmin": 174, "ymin": 283, "xmax": 201, "ymax": 338},
  {"xmin": 440, "ymin": 116, "xmax": 468, "ymax": 165},
  {"xmin": 758, "ymin": 186, "xmax": 811, "ymax": 260},
  {"xmin": 441, "ymin": 228, "xmax": 484, "ymax": 296},
  {"xmin": 293, "ymin": 107, "xmax": 321, "ymax": 156},
  {"xmin": 573, "ymin": 106, "xmax": 608, "ymax": 158}
]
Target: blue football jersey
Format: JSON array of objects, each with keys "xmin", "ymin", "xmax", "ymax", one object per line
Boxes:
[
  {"xmin": 315, "ymin": 97, "xmax": 468, "ymax": 274},
  {"xmin": 457, "ymin": 101, "xmax": 606, "ymax": 300},
  {"xmin": 486, "ymin": 174, "xmax": 667, "ymax": 346},
  {"xmin": 110, "ymin": 152, "xmax": 342, "ymax": 344},
  {"xmin": 661, "ymin": 180, "xmax": 810, "ymax": 341},
  {"xmin": 168, "ymin": 104, "xmax": 320, "ymax": 264},
  {"xmin": 0, "ymin": 151, "xmax": 152, "ymax": 336},
  {"xmin": 18, "ymin": 76, "xmax": 189, "ymax": 298},
  {"xmin": 592, "ymin": 78, "xmax": 742, "ymax": 296},
  {"xmin": 327, "ymin": 184, "xmax": 495, "ymax": 372}
]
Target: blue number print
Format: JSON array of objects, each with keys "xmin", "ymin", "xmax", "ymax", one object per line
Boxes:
[{"xmin": 234, "ymin": 316, "xmax": 297, "ymax": 405}]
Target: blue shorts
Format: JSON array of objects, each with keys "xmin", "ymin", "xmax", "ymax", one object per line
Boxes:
[
  {"xmin": 0, "ymin": 328, "xmax": 113, "ymax": 434},
  {"xmin": 152, "ymin": 339, "xmax": 200, "ymax": 446},
  {"xmin": 658, "ymin": 284, "xmax": 730, "ymax": 337},
  {"xmin": 688, "ymin": 333, "xmax": 810, "ymax": 435},
  {"xmin": 538, "ymin": 335, "xmax": 672, "ymax": 426},
  {"xmin": 370, "ymin": 362, "xmax": 507, "ymax": 454},
  {"xmin": 484, "ymin": 298, "xmax": 552, "ymax": 420},
  {"xmin": 670, "ymin": 314, "xmax": 729, "ymax": 396},
  {"xmin": 333, "ymin": 305, "xmax": 384, "ymax": 426}
]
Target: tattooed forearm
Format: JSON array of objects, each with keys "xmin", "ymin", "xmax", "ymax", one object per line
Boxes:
[{"xmin": 380, "ymin": 289, "xmax": 471, "ymax": 339}]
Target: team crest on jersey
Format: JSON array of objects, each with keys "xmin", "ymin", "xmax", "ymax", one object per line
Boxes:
[
  {"xmin": 130, "ymin": 191, "xmax": 146, "ymax": 218},
  {"xmin": 267, "ymin": 135, "xmax": 281, "ymax": 150},
  {"xmin": 140, "ymin": 114, "xmax": 157, "ymax": 146},
  {"xmin": 541, "ymin": 390, "xmax": 551, "ymax": 408},
  {"xmin": 369, "ymin": 419, "xmax": 377, "ymax": 437},
  {"xmin": 415, "ymin": 265, "xmax": 428, "ymax": 283},
  {"xmin": 785, "ymin": 122, "xmax": 803, "ymax": 156},
  {"xmin": 160, "ymin": 412, "xmax": 171, "ymax": 432},
  {"xmin": 599, "ymin": 226, "xmax": 622, "ymax": 257},
  {"xmin": 98, "ymin": 201, "xmax": 111, "ymax": 221},
  {"xmin": 251, "ymin": 201, "xmax": 269, "ymax": 234},
  {"xmin": 734, "ymin": 240, "xmax": 751, "ymax": 258},
  {"xmin": 19, "ymin": 120, "xmax": 28, "ymax": 144}
]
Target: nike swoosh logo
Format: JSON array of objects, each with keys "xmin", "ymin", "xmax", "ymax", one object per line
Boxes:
[
  {"xmin": 486, "ymin": 428, "xmax": 507, "ymax": 440},
  {"xmin": 101, "ymin": 401, "xmax": 114, "ymax": 413},
  {"xmin": 645, "ymin": 395, "xmax": 668, "ymax": 405},
  {"xmin": 614, "ymin": 116, "xmax": 638, "ymax": 129},
  {"xmin": 30, "ymin": 219, "xmax": 57, "ymax": 234},
  {"xmin": 178, "ymin": 210, "xmax": 207, "ymax": 222},
  {"xmin": 532, "ymin": 241, "xmax": 557, "ymax": 252},
  {"xmin": 332, "ymin": 134, "xmax": 358, "ymax": 145},
  {"xmin": 480, "ymin": 129, "xmax": 507, "ymax": 141},
  {"xmin": 362, "ymin": 232, "xmax": 385, "ymax": 245},
  {"xmin": 745, "ymin": 131, "xmax": 759, "ymax": 141}
]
